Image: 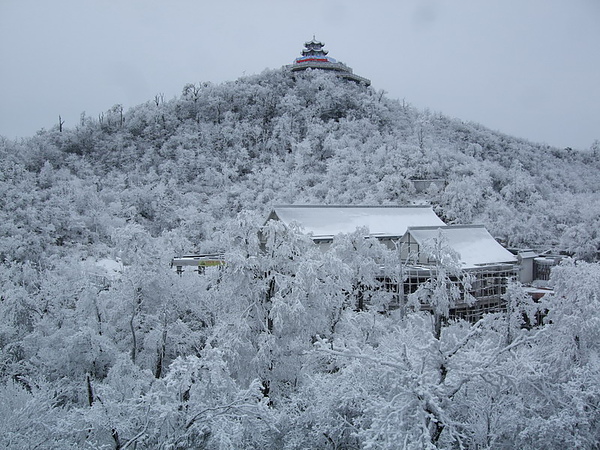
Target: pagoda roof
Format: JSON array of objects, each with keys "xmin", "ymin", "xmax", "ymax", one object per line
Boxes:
[
  {"xmin": 302, "ymin": 48, "xmax": 329, "ymax": 55},
  {"xmin": 304, "ymin": 37, "xmax": 325, "ymax": 47}
]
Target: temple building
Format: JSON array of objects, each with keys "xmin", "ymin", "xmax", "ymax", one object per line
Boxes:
[
  {"xmin": 288, "ymin": 37, "xmax": 371, "ymax": 86},
  {"xmin": 262, "ymin": 205, "xmax": 528, "ymax": 321},
  {"xmin": 172, "ymin": 205, "xmax": 557, "ymax": 321}
]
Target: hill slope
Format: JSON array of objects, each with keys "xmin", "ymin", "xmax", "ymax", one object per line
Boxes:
[
  {"xmin": 2, "ymin": 68, "xmax": 598, "ymax": 262},
  {"xmin": 1, "ymin": 68, "xmax": 600, "ymax": 449}
]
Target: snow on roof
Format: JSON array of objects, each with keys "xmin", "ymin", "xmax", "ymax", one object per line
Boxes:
[
  {"xmin": 406, "ymin": 225, "xmax": 518, "ymax": 268},
  {"xmin": 268, "ymin": 205, "xmax": 446, "ymax": 239},
  {"xmin": 305, "ymin": 38, "xmax": 325, "ymax": 46},
  {"xmin": 518, "ymin": 250, "xmax": 538, "ymax": 260},
  {"xmin": 84, "ymin": 257, "xmax": 124, "ymax": 281}
]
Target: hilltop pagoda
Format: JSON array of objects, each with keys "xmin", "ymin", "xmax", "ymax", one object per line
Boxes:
[{"xmin": 289, "ymin": 38, "xmax": 371, "ymax": 86}]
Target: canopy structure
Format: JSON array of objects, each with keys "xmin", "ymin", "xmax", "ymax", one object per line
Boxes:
[
  {"xmin": 266, "ymin": 205, "xmax": 445, "ymax": 240},
  {"xmin": 403, "ymin": 225, "xmax": 518, "ymax": 268}
]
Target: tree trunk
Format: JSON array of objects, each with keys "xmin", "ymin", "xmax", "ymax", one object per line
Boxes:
[
  {"xmin": 130, "ymin": 287, "xmax": 142, "ymax": 364},
  {"xmin": 155, "ymin": 312, "xmax": 168, "ymax": 379},
  {"xmin": 129, "ymin": 313, "xmax": 137, "ymax": 364},
  {"xmin": 86, "ymin": 373, "xmax": 95, "ymax": 406}
]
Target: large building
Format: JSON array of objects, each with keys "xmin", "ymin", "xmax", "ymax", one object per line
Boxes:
[
  {"xmin": 173, "ymin": 205, "xmax": 555, "ymax": 320},
  {"xmin": 287, "ymin": 38, "xmax": 371, "ymax": 86},
  {"xmin": 265, "ymin": 205, "xmax": 527, "ymax": 320},
  {"xmin": 398, "ymin": 224, "xmax": 519, "ymax": 320}
]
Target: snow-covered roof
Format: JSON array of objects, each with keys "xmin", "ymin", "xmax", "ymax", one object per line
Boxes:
[
  {"xmin": 518, "ymin": 250, "xmax": 538, "ymax": 260},
  {"xmin": 304, "ymin": 38, "xmax": 325, "ymax": 47},
  {"xmin": 267, "ymin": 205, "xmax": 446, "ymax": 239},
  {"xmin": 84, "ymin": 257, "xmax": 124, "ymax": 285},
  {"xmin": 406, "ymin": 225, "xmax": 518, "ymax": 268}
]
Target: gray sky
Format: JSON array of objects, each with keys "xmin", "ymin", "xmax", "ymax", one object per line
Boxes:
[{"xmin": 1, "ymin": 0, "xmax": 598, "ymax": 150}]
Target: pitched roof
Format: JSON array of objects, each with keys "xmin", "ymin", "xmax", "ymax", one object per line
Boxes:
[
  {"xmin": 267, "ymin": 205, "xmax": 446, "ymax": 239},
  {"xmin": 406, "ymin": 225, "xmax": 518, "ymax": 268}
]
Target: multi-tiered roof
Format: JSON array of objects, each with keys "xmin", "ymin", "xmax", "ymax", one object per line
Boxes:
[
  {"xmin": 295, "ymin": 38, "xmax": 335, "ymax": 64},
  {"xmin": 289, "ymin": 38, "xmax": 370, "ymax": 85}
]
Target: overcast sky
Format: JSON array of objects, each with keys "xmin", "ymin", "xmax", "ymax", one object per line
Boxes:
[{"xmin": 1, "ymin": 0, "xmax": 598, "ymax": 150}]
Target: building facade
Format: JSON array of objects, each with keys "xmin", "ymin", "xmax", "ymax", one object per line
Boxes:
[
  {"xmin": 264, "ymin": 205, "xmax": 524, "ymax": 320},
  {"xmin": 173, "ymin": 205, "xmax": 557, "ymax": 321}
]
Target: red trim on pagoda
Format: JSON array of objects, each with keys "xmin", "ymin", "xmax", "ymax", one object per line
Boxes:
[{"xmin": 295, "ymin": 57, "xmax": 330, "ymax": 64}]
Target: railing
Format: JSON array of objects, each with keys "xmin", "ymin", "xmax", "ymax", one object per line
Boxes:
[
  {"xmin": 172, "ymin": 254, "xmax": 225, "ymax": 274},
  {"xmin": 286, "ymin": 62, "xmax": 371, "ymax": 85}
]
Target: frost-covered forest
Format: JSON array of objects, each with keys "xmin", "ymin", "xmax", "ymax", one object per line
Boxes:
[{"xmin": 1, "ymin": 69, "xmax": 599, "ymax": 448}]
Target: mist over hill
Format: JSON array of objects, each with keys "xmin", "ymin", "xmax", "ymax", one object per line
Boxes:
[{"xmin": 1, "ymin": 69, "xmax": 599, "ymax": 448}]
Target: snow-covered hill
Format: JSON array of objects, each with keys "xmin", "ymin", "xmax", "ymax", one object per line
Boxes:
[
  {"xmin": 1, "ymin": 68, "xmax": 599, "ymax": 448},
  {"xmin": 2, "ymin": 68, "xmax": 599, "ymax": 262}
]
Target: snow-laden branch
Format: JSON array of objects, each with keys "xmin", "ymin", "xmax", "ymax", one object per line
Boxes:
[
  {"xmin": 121, "ymin": 410, "xmax": 150, "ymax": 450},
  {"xmin": 185, "ymin": 400, "xmax": 265, "ymax": 430},
  {"xmin": 314, "ymin": 338, "xmax": 410, "ymax": 373}
]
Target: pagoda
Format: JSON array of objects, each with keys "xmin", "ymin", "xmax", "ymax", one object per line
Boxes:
[{"xmin": 288, "ymin": 37, "xmax": 371, "ymax": 86}]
